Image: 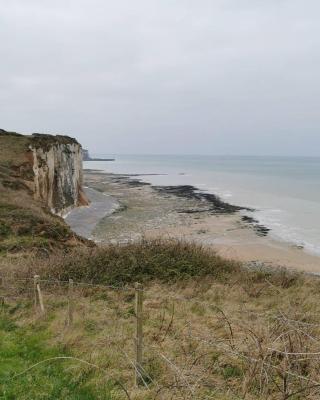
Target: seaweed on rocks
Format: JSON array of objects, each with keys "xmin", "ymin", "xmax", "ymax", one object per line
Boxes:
[
  {"xmin": 126, "ymin": 179, "xmax": 150, "ymax": 187},
  {"xmin": 241, "ymin": 215, "xmax": 270, "ymax": 237},
  {"xmin": 152, "ymin": 185, "xmax": 251, "ymax": 214}
]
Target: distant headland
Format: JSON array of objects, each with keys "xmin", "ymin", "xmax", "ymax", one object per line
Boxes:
[{"xmin": 83, "ymin": 149, "xmax": 115, "ymax": 162}]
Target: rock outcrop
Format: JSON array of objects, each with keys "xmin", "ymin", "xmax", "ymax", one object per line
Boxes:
[
  {"xmin": 82, "ymin": 148, "xmax": 115, "ymax": 162},
  {"xmin": 0, "ymin": 130, "xmax": 88, "ymax": 215},
  {"xmin": 82, "ymin": 149, "xmax": 90, "ymax": 161}
]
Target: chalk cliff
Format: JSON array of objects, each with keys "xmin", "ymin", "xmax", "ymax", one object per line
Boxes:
[
  {"xmin": 30, "ymin": 134, "xmax": 88, "ymax": 214},
  {"xmin": 0, "ymin": 129, "xmax": 88, "ymax": 215}
]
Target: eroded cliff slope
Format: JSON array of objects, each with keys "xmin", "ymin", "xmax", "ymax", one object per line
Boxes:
[
  {"xmin": 0, "ymin": 129, "xmax": 88, "ymax": 214},
  {"xmin": 0, "ymin": 129, "xmax": 89, "ymax": 253}
]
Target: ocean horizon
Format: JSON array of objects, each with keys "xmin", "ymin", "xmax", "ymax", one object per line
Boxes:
[{"xmin": 85, "ymin": 154, "xmax": 320, "ymax": 257}]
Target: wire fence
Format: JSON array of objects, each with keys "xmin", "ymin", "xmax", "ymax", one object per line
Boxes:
[{"xmin": 1, "ymin": 274, "xmax": 320, "ymax": 399}]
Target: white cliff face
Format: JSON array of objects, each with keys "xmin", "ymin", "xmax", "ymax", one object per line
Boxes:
[{"xmin": 31, "ymin": 142, "xmax": 87, "ymax": 215}]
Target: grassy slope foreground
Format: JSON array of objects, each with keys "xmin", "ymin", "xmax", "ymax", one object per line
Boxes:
[
  {"xmin": 0, "ymin": 310, "xmax": 114, "ymax": 400},
  {"xmin": 2, "ymin": 131, "xmax": 320, "ymax": 399},
  {"xmin": 2, "ymin": 241, "xmax": 320, "ymax": 399}
]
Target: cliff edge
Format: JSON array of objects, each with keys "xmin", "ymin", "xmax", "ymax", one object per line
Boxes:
[
  {"xmin": 0, "ymin": 129, "xmax": 88, "ymax": 215},
  {"xmin": 0, "ymin": 129, "xmax": 90, "ymax": 253}
]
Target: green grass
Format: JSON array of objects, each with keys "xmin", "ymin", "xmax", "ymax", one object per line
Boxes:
[
  {"xmin": 0, "ymin": 131, "xmax": 88, "ymax": 255},
  {"xmin": 0, "ymin": 307, "xmax": 119, "ymax": 400},
  {"xmin": 0, "ymin": 203, "xmax": 71, "ymax": 239},
  {"xmin": 0, "ymin": 236, "xmax": 50, "ymax": 253},
  {"xmin": 0, "ymin": 239, "xmax": 314, "ymax": 399},
  {"xmin": 0, "ymin": 196, "xmax": 87, "ymax": 254}
]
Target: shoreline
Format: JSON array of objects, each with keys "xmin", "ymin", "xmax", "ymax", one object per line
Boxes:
[
  {"xmin": 67, "ymin": 169, "xmax": 320, "ymax": 274},
  {"xmin": 65, "ymin": 187, "xmax": 120, "ymax": 239}
]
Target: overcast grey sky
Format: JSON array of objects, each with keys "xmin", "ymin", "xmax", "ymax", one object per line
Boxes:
[{"xmin": 1, "ymin": 1, "xmax": 320, "ymax": 155}]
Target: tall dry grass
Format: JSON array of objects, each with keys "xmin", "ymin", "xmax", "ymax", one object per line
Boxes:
[
  {"xmin": 10, "ymin": 237, "xmax": 301, "ymax": 288},
  {"xmin": 2, "ymin": 239, "xmax": 320, "ymax": 399}
]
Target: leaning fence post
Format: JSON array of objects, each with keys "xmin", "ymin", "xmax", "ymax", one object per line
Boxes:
[
  {"xmin": 67, "ymin": 278, "xmax": 74, "ymax": 326},
  {"xmin": 34, "ymin": 275, "xmax": 45, "ymax": 314},
  {"xmin": 134, "ymin": 282, "xmax": 144, "ymax": 387}
]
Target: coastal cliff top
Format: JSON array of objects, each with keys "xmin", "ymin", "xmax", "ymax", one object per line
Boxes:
[
  {"xmin": 0, "ymin": 128, "xmax": 79, "ymax": 142},
  {"xmin": 0, "ymin": 128, "xmax": 88, "ymax": 254},
  {"xmin": 0, "ymin": 129, "xmax": 79, "ymax": 164}
]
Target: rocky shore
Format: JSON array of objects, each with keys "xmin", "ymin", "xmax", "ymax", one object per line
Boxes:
[{"xmin": 65, "ymin": 169, "xmax": 320, "ymax": 274}]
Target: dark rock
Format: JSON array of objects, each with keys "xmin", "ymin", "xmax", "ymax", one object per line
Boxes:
[
  {"xmin": 153, "ymin": 185, "xmax": 251, "ymax": 214},
  {"xmin": 82, "ymin": 149, "xmax": 115, "ymax": 161},
  {"xmin": 241, "ymin": 215, "xmax": 270, "ymax": 236}
]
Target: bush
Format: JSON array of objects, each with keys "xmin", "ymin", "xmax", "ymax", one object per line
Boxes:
[{"xmin": 44, "ymin": 238, "xmax": 241, "ymax": 285}]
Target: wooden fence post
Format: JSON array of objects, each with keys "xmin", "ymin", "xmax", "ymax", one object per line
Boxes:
[
  {"xmin": 135, "ymin": 282, "xmax": 144, "ymax": 386},
  {"xmin": 0, "ymin": 276, "xmax": 4, "ymax": 307},
  {"xmin": 67, "ymin": 278, "xmax": 74, "ymax": 326},
  {"xmin": 34, "ymin": 275, "xmax": 45, "ymax": 314},
  {"xmin": 34, "ymin": 275, "xmax": 39, "ymax": 309}
]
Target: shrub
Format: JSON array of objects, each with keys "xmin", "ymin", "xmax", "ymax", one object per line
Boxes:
[{"xmin": 44, "ymin": 238, "xmax": 241, "ymax": 285}]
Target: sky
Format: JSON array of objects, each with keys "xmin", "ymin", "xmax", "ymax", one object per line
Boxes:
[{"xmin": 1, "ymin": 0, "xmax": 320, "ymax": 156}]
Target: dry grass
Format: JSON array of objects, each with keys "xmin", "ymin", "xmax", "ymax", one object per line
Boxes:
[
  {"xmin": 0, "ymin": 185, "xmax": 89, "ymax": 254},
  {"xmin": 5, "ymin": 237, "xmax": 300, "ymax": 289},
  {"xmin": 1, "ymin": 240, "xmax": 320, "ymax": 399},
  {"xmin": 1, "ymin": 131, "xmax": 319, "ymax": 398},
  {"xmin": 0, "ymin": 131, "xmax": 30, "ymax": 167},
  {"xmin": 37, "ymin": 238, "xmax": 242, "ymax": 285},
  {"xmin": 0, "ymin": 130, "xmax": 89, "ymax": 255}
]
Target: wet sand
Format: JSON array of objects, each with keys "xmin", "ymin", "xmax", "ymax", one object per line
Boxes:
[
  {"xmin": 65, "ymin": 187, "xmax": 119, "ymax": 239},
  {"xmin": 68, "ymin": 170, "xmax": 320, "ymax": 274}
]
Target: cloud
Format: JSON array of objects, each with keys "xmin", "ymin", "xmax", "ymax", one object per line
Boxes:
[{"xmin": 1, "ymin": 0, "xmax": 320, "ymax": 155}]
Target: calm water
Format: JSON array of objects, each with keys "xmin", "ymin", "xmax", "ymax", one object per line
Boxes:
[{"xmin": 85, "ymin": 155, "xmax": 320, "ymax": 256}]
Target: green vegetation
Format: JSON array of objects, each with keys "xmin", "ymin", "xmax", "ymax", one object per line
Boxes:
[
  {"xmin": 0, "ymin": 236, "xmax": 51, "ymax": 254},
  {"xmin": 45, "ymin": 239, "xmax": 241, "ymax": 285},
  {"xmin": 0, "ymin": 307, "xmax": 119, "ymax": 400},
  {"xmin": 0, "ymin": 130, "xmax": 78, "ymax": 167},
  {"xmin": 0, "ymin": 199, "xmax": 82, "ymax": 254},
  {"xmin": 42, "ymin": 238, "xmax": 301, "ymax": 291},
  {"xmin": 0, "ymin": 131, "xmax": 29, "ymax": 168},
  {"xmin": 0, "ymin": 248, "xmax": 318, "ymax": 400},
  {"xmin": 1, "ymin": 129, "xmax": 319, "ymax": 399},
  {"xmin": 0, "ymin": 130, "xmax": 88, "ymax": 254},
  {"xmin": 0, "ymin": 203, "xmax": 69, "ymax": 238},
  {"xmin": 0, "ymin": 239, "xmax": 319, "ymax": 399}
]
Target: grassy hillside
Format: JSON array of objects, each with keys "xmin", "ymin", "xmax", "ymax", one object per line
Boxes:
[
  {"xmin": 0, "ymin": 309, "xmax": 118, "ymax": 399},
  {"xmin": 0, "ymin": 130, "xmax": 88, "ymax": 253},
  {"xmin": 1, "ymin": 239, "xmax": 320, "ymax": 399},
  {"xmin": 0, "ymin": 130, "xmax": 31, "ymax": 167},
  {"xmin": 1, "ymin": 131, "xmax": 320, "ymax": 399}
]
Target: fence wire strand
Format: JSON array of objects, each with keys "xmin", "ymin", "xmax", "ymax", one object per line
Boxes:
[{"xmin": 2, "ymin": 275, "xmax": 320, "ymax": 398}]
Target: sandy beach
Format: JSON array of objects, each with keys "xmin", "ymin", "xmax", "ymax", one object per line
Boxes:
[{"xmin": 66, "ymin": 169, "xmax": 320, "ymax": 274}]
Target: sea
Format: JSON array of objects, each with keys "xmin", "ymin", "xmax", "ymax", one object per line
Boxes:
[{"xmin": 84, "ymin": 155, "xmax": 320, "ymax": 256}]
